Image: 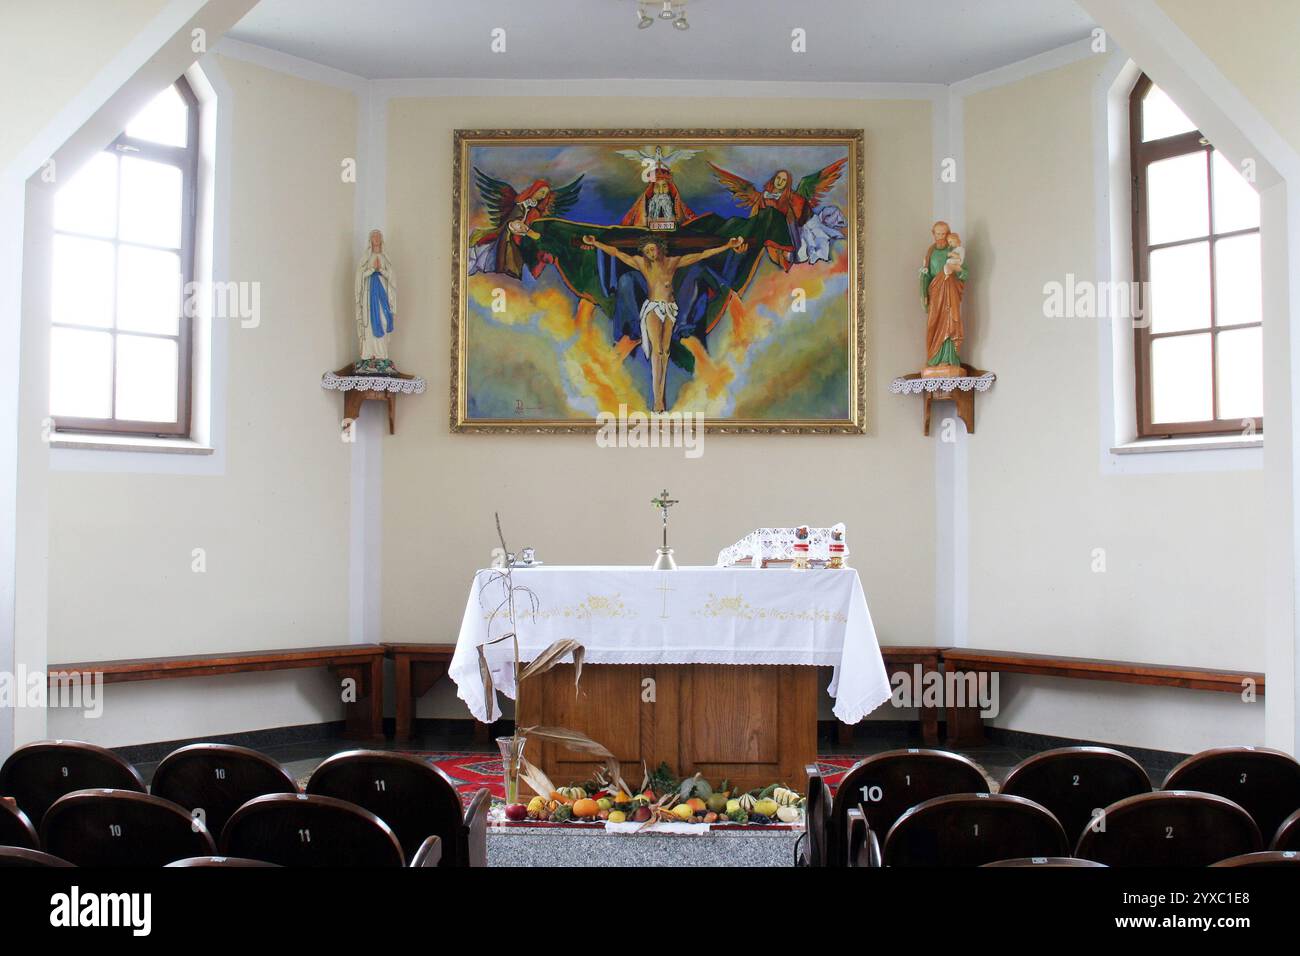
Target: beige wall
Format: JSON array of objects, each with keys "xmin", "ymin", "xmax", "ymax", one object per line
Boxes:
[
  {"xmin": 963, "ymin": 57, "xmax": 1267, "ymax": 752},
  {"xmin": 381, "ymin": 94, "xmax": 938, "ymax": 718},
  {"xmin": 1156, "ymin": 0, "xmax": 1300, "ymax": 157},
  {"xmin": 46, "ymin": 57, "xmax": 359, "ymax": 745},
  {"xmin": 0, "ymin": 0, "xmax": 173, "ymax": 172}
]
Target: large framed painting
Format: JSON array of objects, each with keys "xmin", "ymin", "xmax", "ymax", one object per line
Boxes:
[{"xmin": 451, "ymin": 129, "xmax": 864, "ymax": 433}]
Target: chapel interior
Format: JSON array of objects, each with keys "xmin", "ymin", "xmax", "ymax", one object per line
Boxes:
[{"xmin": 3, "ymin": 0, "xmax": 1300, "ymax": 890}]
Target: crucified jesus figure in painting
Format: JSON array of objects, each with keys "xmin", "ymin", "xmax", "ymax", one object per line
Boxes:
[{"xmin": 581, "ymin": 234, "xmax": 747, "ymax": 412}]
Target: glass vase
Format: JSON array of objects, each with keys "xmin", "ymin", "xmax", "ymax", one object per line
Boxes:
[{"xmin": 496, "ymin": 734, "xmax": 527, "ymax": 806}]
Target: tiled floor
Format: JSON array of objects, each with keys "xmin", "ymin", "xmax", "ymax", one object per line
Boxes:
[{"xmin": 131, "ymin": 726, "xmax": 1166, "ymax": 790}]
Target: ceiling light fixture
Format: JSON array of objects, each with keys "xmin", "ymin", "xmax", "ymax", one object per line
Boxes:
[{"xmin": 634, "ymin": 1, "xmax": 692, "ymax": 32}]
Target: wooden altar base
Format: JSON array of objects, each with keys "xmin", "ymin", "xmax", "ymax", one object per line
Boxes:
[{"xmin": 516, "ymin": 663, "xmax": 818, "ymax": 793}]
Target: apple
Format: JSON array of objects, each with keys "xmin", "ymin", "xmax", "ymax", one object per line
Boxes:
[{"xmin": 504, "ymin": 803, "xmax": 528, "ymax": 822}]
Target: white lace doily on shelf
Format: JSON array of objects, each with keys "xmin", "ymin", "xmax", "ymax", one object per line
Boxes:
[
  {"xmin": 716, "ymin": 526, "xmax": 849, "ymax": 566},
  {"xmin": 321, "ymin": 372, "xmax": 427, "ymax": 394},
  {"xmin": 888, "ymin": 372, "xmax": 995, "ymax": 395}
]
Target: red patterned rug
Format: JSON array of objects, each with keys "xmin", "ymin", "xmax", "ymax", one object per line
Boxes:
[{"xmin": 410, "ymin": 752, "xmax": 860, "ymax": 805}]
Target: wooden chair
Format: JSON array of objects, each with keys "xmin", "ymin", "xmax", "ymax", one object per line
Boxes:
[
  {"xmin": 1075, "ymin": 791, "xmax": 1261, "ymax": 867},
  {"xmin": 151, "ymin": 743, "xmax": 299, "ymax": 839},
  {"xmin": 410, "ymin": 835, "xmax": 442, "ymax": 868},
  {"xmin": 1272, "ymin": 809, "xmax": 1300, "ymax": 851},
  {"xmin": 1000, "ymin": 746, "xmax": 1152, "ymax": 845},
  {"xmin": 1211, "ymin": 850, "xmax": 1300, "ymax": 867},
  {"xmin": 0, "ymin": 847, "xmax": 74, "ymax": 867},
  {"xmin": 305, "ymin": 750, "xmax": 489, "ymax": 866},
  {"xmin": 830, "ymin": 749, "xmax": 990, "ymax": 866},
  {"xmin": 1162, "ymin": 746, "xmax": 1300, "ymax": 841},
  {"xmin": 845, "ymin": 808, "xmax": 881, "ymax": 867},
  {"xmin": 797, "ymin": 764, "xmax": 831, "ymax": 867},
  {"xmin": 883, "ymin": 793, "xmax": 1069, "ymax": 867},
  {"xmin": 0, "ymin": 740, "xmax": 145, "ymax": 826},
  {"xmin": 982, "ymin": 856, "xmax": 1107, "ymax": 867},
  {"xmin": 41, "ymin": 789, "xmax": 216, "ymax": 866},
  {"xmin": 165, "ymin": 856, "xmax": 280, "ymax": 867},
  {"xmin": 221, "ymin": 792, "xmax": 405, "ymax": 867},
  {"xmin": 0, "ymin": 799, "xmax": 39, "ymax": 850}
]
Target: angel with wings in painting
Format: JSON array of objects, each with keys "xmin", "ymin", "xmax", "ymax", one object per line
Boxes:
[
  {"xmin": 467, "ymin": 168, "xmax": 584, "ymax": 278},
  {"xmin": 709, "ymin": 158, "xmax": 848, "ymax": 266}
]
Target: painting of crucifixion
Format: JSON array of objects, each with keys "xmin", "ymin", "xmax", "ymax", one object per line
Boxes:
[{"xmin": 451, "ymin": 129, "xmax": 864, "ymax": 433}]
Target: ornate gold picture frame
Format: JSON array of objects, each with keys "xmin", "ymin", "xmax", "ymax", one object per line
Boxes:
[{"xmin": 451, "ymin": 129, "xmax": 864, "ymax": 433}]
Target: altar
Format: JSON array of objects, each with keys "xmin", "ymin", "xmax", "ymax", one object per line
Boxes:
[{"xmin": 450, "ymin": 566, "xmax": 890, "ymax": 792}]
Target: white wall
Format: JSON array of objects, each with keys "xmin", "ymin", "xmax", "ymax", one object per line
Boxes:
[
  {"xmin": 45, "ymin": 56, "xmax": 359, "ymax": 746},
  {"xmin": 961, "ymin": 56, "xmax": 1267, "ymax": 752}
]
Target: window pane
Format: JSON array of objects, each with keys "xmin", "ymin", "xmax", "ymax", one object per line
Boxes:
[
  {"xmin": 1143, "ymin": 84, "xmax": 1198, "ymax": 141},
  {"xmin": 1217, "ymin": 327, "xmax": 1263, "ymax": 422},
  {"xmin": 118, "ymin": 156, "xmax": 182, "ymax": 248},
  {"xmin": 115, "ymin": 334, "xmax": 178, "ymax": 423},
  {"xmin": 125, "ymin": 84, "xmax": 188, "ymax": 148},
  {"xmin": 1151, "ymin": 333, "xmax": 1212, "ymax": 423},
  {"xmin": 1211, "ymin": 151, "xmax": 1260, "ymax": 234},
  {"xmin": 50, "ymin": 327, "xmax": 113, "ymax": 418},
  {"xmin": 53, "ymin": 152, "xmax": 117, "ymax": 238},
  {"xmin": 117, "ymin": 245, "xmax": 181, "ymax": 335},
  {"xmin": 52, "ymin": 234, "xmax": 115, "ymax": 329},
  {"xmin": 1148, "ymin": 241, "xmax": 1210, "ymax": 333},
  {"xmin": 1215, "ymin": 233, "xmax": 1262, "ymax": 328},
  {"xmin": 1147, "ymin": 152, "xmax": 1209, "ymax": 245}
]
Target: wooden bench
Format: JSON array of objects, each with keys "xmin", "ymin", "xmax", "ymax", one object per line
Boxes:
[
  {"xmin": 938, "ymin": 648, "xmax": 1265, "ymax": 746},
  {"xmin": 838, "ymin": 645, "xmax": 944, "ymax": 747},
  {"xmin": 48, "ymin": 645, "xmax": 386, "ymax": 740},
  {"xmin": 383, "ymin": 643, "xmax": 490, "ymax": 744}
]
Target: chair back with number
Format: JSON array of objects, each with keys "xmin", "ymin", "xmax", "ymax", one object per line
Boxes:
[
  {"xmin": 1162, "ymin": 747, "xmax": 1300, "ymax": 841},
  {"xmin": 798, "ymin": 764, "xmax": 831, "ymax": 866},
  {"xmin": 306, "ymin": 750, "xmax": 487, "ymax": 866},
  {"xmin": 151, "ymin": 743, "xmax": 299, "ymax": 840},
  {"xmin": 883, "ymin": 793, "xmax": 1069, "ymax": 867},
  {"xmin": 831, "ymin": 749, "xmax": 990, "ymax": 866},
  {"xmin": 221, "ymin": 792, "xmax": 404, "ymax": 867},
  {"xmin": 0, "ymin": 847, "xmax": 74, "ymax": 867},
  {"xmin": 1000, "ymin": 746, "xmax": 1152, "ymax": 845},
  {"xmin": 0, "ymin": 741, "xmax": 145, "ymax": 826},
  {"xmin": 41, "ymin": 789, "xmax": 216, "ymax": 866},
  {"xmin": 0, "ymin": 799, "xmax": 39, "ymax": 850},
  {"xmin": 1273, "ymin": 809, "xmax": 1300, "ymax": 851},
  {"xmin": 1075, "ymin": 791, "xmax": 1261, "ymax": 866}
]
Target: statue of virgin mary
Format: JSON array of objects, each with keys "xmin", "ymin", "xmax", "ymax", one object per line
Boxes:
[{"xmin": 355, "ymin": 229, "xmax": 396, "ymax": 374}]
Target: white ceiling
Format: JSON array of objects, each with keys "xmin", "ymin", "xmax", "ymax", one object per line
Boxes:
[{"xmin": 226, "ymin": 0, "xmax": 1097, "ymax": 84}]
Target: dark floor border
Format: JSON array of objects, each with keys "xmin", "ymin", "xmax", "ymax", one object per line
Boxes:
[
  {"xmin": 984, "ymin": 727, "xmax": 1188, "ymax": 776},
  {"xmin": 112, "ymin": 721, "xmax": 347, "ymax": 765},
  {"xmin": 107, "ymin": 718, "xmax": 1190, "ymax": 776}
]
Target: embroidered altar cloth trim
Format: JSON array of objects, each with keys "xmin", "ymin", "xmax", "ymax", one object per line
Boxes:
[{"xmin": 450, "ymin": 565, "xmax": 891, "ymax": 726}]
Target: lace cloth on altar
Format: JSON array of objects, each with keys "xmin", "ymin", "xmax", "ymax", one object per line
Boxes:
[
  {"xmin": 716, "ymin": 527, "xmax": 849, "ymax": 566},
  {"xmin": 888, "ymin": 372, "xmax": 995, "ymax": 394},
  {"xmin": 321, "ymin": 371, "xmax": 427, "ymax": 394}
]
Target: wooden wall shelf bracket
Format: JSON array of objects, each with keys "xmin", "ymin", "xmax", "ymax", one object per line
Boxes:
[
  {"xmin": 322, "ymin": 366, "xmax": 426, "ymax": 435},
  {"xmin": 889, "ymin": 365, "xmax": 995, "ymax": 436}
]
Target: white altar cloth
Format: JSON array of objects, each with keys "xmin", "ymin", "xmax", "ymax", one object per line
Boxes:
[{"xmin": 450, "ymin": 566, "xmax": 891, "ymax": 725}]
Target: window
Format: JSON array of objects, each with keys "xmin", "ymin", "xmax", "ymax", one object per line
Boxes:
[
  {"xmin": 1130, "ymin": 74, "xmax": 1263, "ymax": 438},
  {"xmin": 50, "ymin": 78, "xmax": 198, "ymax": 437}
]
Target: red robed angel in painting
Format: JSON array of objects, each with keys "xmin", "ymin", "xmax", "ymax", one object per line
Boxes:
[{"xmin": 468, "ymin": 168, "xmax": 584, "ymax": 279}]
